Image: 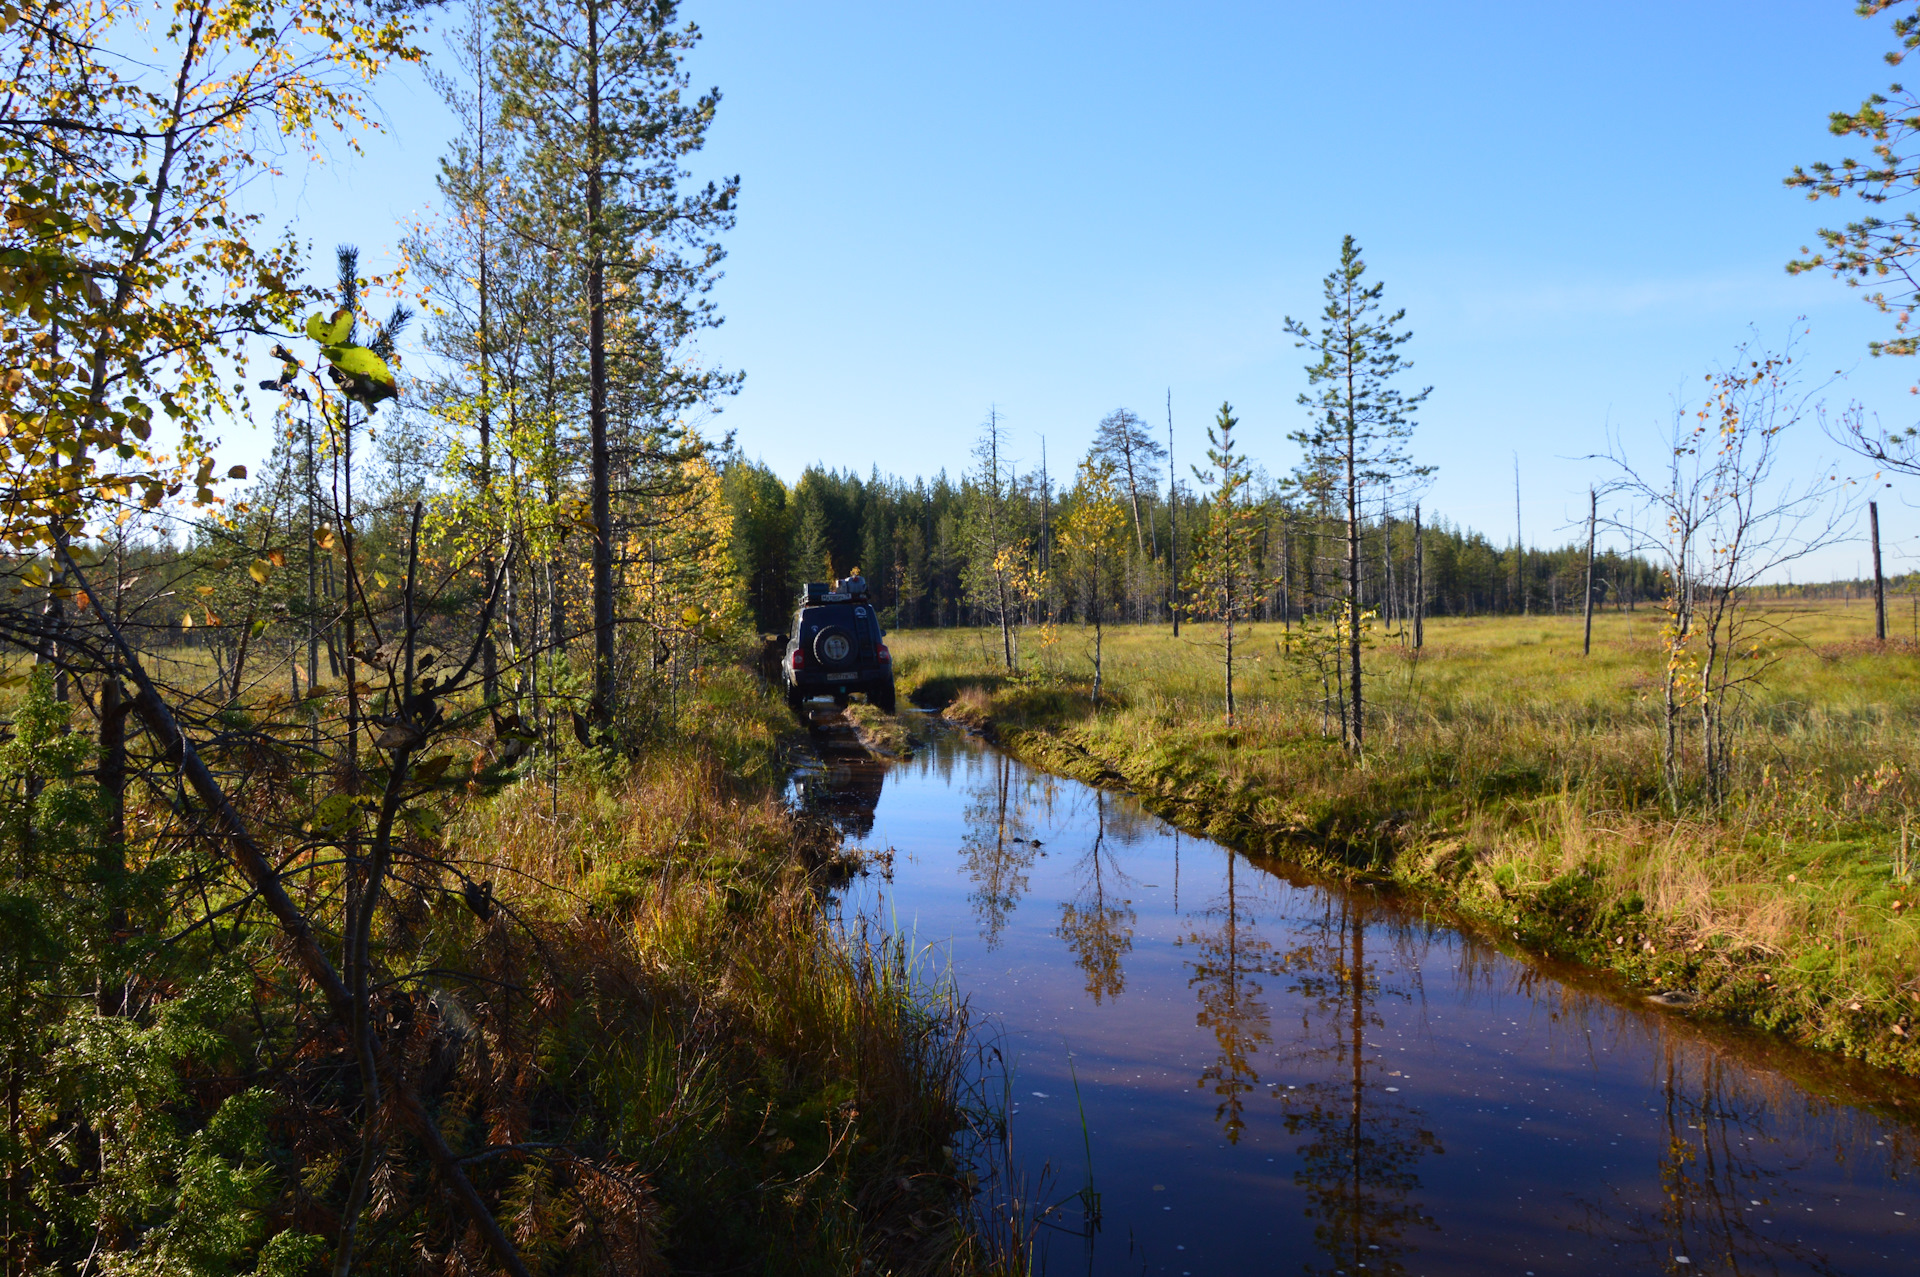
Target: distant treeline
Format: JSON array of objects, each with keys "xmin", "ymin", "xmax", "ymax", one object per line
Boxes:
[{"xmin": 721, "ymin": 457, "xmax": 1670, "ymax": 634}]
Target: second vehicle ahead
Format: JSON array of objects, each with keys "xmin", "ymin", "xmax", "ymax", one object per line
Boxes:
[{"xmin": 782, "ymin": 574, "xmax": 895, "ymax": 713}]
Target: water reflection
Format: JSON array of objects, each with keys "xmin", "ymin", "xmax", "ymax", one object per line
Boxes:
[
  {"xmin": 961, "ymin": 751, "xmax": 1040, "ymax": 948},
  {"xmin": 791, "ymin": 746, "xmax": 886, "ymax": 838},
  {"xmin": 1180, "ymin": 848, "xmax": 1273, "ymax": 1142},
  {"xmin": 1054, "ymin": 792, "xmax": 1135, "ymax": 1004},
  {"xmin": 1587, "ymin": 1045, "xmax": 1871, "ymax": 1276},
  {"xmin": 1274, "ymin": 893, "xmax": 1438, "ymax": 1276},
  {"xmin": 830, "ymin": 725, "xmax": 1920, "ymax": 1276}
]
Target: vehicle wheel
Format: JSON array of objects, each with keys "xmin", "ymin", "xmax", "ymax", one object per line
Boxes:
[
  {"xmin": 785, "ymin": 684, "xmax": 804, "ymax": 713},
  {"xmin": 812, "ymin": 625, "xmax": 855, "ymax": 669},
  {"xmin": 873, "ymin": 681, "xmax": 897, "ymax": 714}
]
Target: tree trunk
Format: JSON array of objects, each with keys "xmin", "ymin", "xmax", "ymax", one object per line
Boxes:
[
  {"xmin": 1281, "ymin": 521, "xmax": 1293, "ymax": 630},
  {"xmin": 1091, "ymin": 582, "xmax": 1103, "ymax": 707},
  {"xmin": 97, "ymin": 677, "xmax": 128, "ymax": 1015},
  {"xmin": 1345, "ymin": 413, "xmax": 1363, "ymax": 753},
  {"xmin": 1168, "ymin": 397, "xmax": 1180, "ymax": 637},
  {"xmin": 1224, "ymin": 604, "xmax": 1236, "ymax": 725},
  {"xmin": 341, "ymin": 402, "xmax": 361, "ymax": 785},
  {"xmin": 1381, "ymin": 502, "xmax": 1395, "ymax": 633},
  {"xmin": 1513, "ymin": 454, "xmax": 1525, "ymax": 616},
  {"xmin": 586, "ymin": 0, "xmax": 615, "ymax": 734},
  {"xmin": 1872, "ymin": 500, "xmax": 1887, "ymax": 642},
  {"xmin": 1121, "ymin": 438, "xmax": 1145, "ymax": 557},
  {"xmin": 1413, "ymin": 503, "xmax": 1424, "ymax": 650}
]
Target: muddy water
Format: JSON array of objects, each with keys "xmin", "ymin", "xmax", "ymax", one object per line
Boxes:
[{"xmin": 792, "ymin": 720, "xmax": 1920, "ymax": 1276}]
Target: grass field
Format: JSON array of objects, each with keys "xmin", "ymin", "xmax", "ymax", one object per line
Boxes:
[{"xmin": 888, "ymin": 601, "xmax": 1920, "ymax": 1073}]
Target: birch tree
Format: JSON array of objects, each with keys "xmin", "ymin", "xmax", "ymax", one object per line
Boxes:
[
  {"xmin": 1597, "ymin": 341, "xmax": 1850, "ymax": 807},
  {"xmin": 0, "ymin": 0, "xmax": 422, "ymax": 555},
  {"xmin": 1057, "ymin": 456, "xmax": 1126, "ymax": 704}
]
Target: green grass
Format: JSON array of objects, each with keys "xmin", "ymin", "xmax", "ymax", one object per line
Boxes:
[{"xmin": 890, "ymin": 604, "xmax": 1920, "ymax": 1073}]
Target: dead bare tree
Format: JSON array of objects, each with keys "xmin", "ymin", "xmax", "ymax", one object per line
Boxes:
[
  {"xmin": 1091, "ymin": 407, "xmax": 1166, "ymax": 559},
  {"xmin": 1595, "ymin": 339, "xmax": 1851, "ymax": 807}
]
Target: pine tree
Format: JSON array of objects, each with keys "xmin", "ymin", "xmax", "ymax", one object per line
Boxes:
[
  {"xmin": 1284, "ymin": 237, "xmax": 1432, "ymax": 753},
  {"xmin": 965, "ymin": 410, "xmax": 1025, "ymax": 670},
  {"xmin": 1184, "ymin": 403, "xmax": 1266, "ymax": 725},
  {"xmin": 494, "ymin": 0, "xmax": 738, "ymax": 735},
  {"xmin": 1090, "ymin": 407, "xmax": 1165, "ymax": 558}
]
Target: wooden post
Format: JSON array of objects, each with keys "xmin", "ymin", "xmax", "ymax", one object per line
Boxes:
[
  {"xmin": 1413, "ymin": 503, "xmax": 1424, "ymax": 649},
  {"xmin": 1871, "ymin": 500, "xmax": 1887, "ymax": 641},
  {"xmin": 1582, "ymin": 487, "xmax": 1597, "ymax": 656}
]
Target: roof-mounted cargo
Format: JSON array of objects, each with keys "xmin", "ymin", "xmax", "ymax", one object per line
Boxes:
[{"xmin": 801, "ymin": 574, "xmax": 870, "ymax": 605}]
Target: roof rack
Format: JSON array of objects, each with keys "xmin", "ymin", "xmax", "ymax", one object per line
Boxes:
[{"xmin": 800, "ymin": 575, "xmax": 870, "ymax": 605}]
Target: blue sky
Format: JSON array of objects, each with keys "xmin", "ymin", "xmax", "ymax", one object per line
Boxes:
[{"xmin": 254, "ymin": 1, "xmax": 1920, "ymax": 579}]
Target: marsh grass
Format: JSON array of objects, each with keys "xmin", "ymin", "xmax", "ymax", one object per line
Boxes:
[
  {"xmin": 382, "ymin": 672, "xmax": 996, "ymax": 1273},
  {"xmin": 891, "ymin": 605, "xmax": 1920, "ymax": 1071}
]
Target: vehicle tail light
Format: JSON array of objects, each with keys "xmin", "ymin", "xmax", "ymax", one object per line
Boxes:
[
  {"xmin": 790, "ymin": 649, "xmax": 805, "ymax": 670},
  {"xmin": 876, "ymin": 643, "xmax": 891, "ymax": 663}
]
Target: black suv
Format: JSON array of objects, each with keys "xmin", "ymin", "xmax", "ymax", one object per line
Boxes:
[{"xmin": 783, "ymin": 576, "xmax": 896, "ymax": 713}]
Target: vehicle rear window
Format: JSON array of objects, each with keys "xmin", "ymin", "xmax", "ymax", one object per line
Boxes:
[{"xmin": 799, "ymin": 604, "xmax": 881, "ymax": 639}]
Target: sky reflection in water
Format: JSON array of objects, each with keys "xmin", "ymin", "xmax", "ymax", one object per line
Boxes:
[{"xmin": 798, "ymin": 724, "xmax": 1920, "ymax": 1276}]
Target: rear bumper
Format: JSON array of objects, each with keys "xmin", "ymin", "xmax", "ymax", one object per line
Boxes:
[{"xmin": 789, "ymin": 666, "xmax": 891, "ymax": 691}]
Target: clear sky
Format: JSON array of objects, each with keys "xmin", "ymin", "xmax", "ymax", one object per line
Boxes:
[{"xmin": 254, "ymin": 1, "xmax": 1920, "ymax": 581}]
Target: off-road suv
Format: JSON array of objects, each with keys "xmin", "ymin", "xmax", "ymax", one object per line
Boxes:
[{"xmin": 782, "ymin": 575, "xmax": 896, "ymax": 713}]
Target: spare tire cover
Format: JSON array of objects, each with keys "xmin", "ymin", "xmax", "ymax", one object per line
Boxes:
[{"xmin": 812, "ymin": 625, "xmax": 855, "ymax": 669}]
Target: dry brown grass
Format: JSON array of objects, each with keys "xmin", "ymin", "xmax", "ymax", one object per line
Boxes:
[{"xmin": 422, "ymin": 714, "xmax": 988, "ymax": 1274}]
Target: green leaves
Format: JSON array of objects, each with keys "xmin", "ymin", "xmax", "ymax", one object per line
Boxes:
[
  {"xmin": 304, "ymin": 307, "xmax": 399, "ymax": 407},
  {"xmin": 325, "ymin": 343, "xmax": 397, "ymax": 404},
  {"xmin": 304, "ymin": 307, "xmax": 352, "ymax": 345}
]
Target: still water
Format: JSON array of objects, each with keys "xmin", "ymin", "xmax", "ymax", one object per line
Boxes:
[{"xmin": 793, "ymin": 719, "xmax": 1920, "ymax": 1277}]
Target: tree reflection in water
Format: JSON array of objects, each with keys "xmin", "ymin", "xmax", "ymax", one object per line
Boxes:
[
  {"xmin": 1275, "ymin": 890, "xmax": 1441, "ymax": 1276},
  {"xmin": 961, "ymin": 750, "xmax": 1040, "ymax": 948},
  {"xmin": 1055, "ymin": 791, "xmax": 1136, "ymax": 1003},
  {"xmin": 1586, "ymin": 1040, "xmax": 1869, "ymax": 1274},
  {"xmin": 1180, "ymin": 847, "xmax": 1275, "ymax": 1143},
  {"xmin": 842, "ymin": 732, "xmax": 1920, "ymax": 1275}
]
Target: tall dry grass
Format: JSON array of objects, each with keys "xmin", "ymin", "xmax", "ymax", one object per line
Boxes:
[{"xmin": 408, "ymin": 686, "xmax": 991, "ymax": 1274}]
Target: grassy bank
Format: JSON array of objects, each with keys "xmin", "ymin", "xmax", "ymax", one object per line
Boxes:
[
  {"xmin": 435, "ymin": 671, "xmax": 981, "ymax": 1273},
  {"xmin": 891, "ymin": 606, "xmax": 1920, "ymax": 1074},
  {"xmin": 2, "ymin": 661, "xmax": 987, "ymax": 1275}
]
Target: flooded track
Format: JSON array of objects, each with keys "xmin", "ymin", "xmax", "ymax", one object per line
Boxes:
[{"xmin": 790, "ymin": 716, "xmax": 1920, "ymax": 1276}]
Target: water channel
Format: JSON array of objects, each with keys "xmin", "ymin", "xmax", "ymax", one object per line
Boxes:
[{"xmin": 791, "ymin": 716, "xmax": 1920, "ymax": 1276}]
